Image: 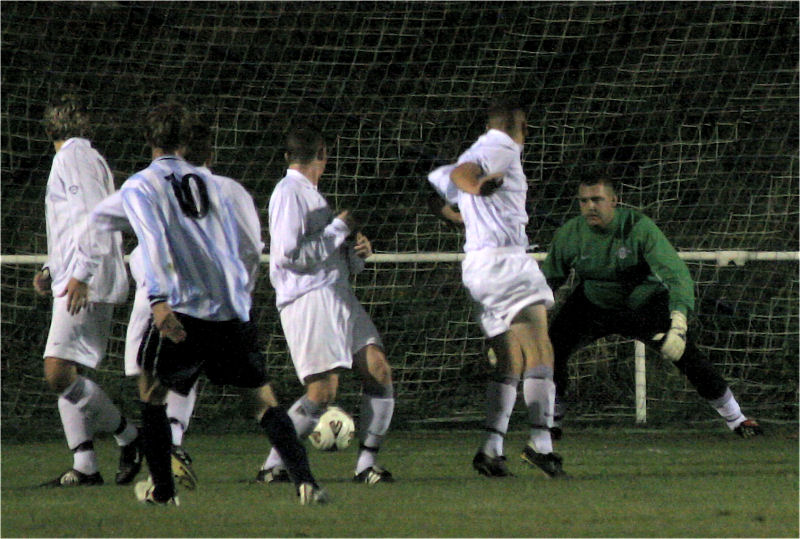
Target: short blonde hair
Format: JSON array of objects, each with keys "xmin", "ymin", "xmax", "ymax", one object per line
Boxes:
[{"xmin": 43, "ymin": 94, "xmax": 91, "ymax": 141}]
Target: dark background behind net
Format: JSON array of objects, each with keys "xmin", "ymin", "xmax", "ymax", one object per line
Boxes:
[{"xmin": 2, "ymin": 2, "xmax": 797, "ymax": 440}]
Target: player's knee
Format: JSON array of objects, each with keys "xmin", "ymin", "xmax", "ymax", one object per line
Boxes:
[{"xmin": 44, "ymin": 357, "xmax": 77, "ymax": 393}]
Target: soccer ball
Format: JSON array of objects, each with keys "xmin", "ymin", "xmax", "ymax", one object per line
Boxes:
[{"xmin": 309, "ymin": 406, "xmax": 356, "ymax": 451}]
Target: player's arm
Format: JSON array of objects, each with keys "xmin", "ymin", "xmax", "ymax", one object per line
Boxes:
[
  {"xmin": 540, "ymin": 225, "xmax": 573, "ymax": 292},
  {"xmin": 120, "ymin": 181, "xmax": 176, "ymax": 308},
  {"xmin": 268, "ymin": 188, "xmax": 350, "ymax": 273},
  {"xmin": 639, "ymin": 219, "xmax": 694, "ymax": 360},
  {"xmin": 450, "ymin": 162, "xmax": 504, "ymax": 196},
  {"xmin": 60, "ymin": 155, "xmax": 117, "ymax": 314},
  {"xmin": 227, "ymin": 183, "xmax": 265, "ymax": 294},
  {"xmin": 425, "ymin": 164, "xmax": 463, "ymax": 225}
]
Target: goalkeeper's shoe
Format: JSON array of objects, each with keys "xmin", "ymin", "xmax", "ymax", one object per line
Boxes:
[
  {"xmin": 520, "ymin": 446, "xmax": 568, "ymax": 479},
  {"xmin": 472, "ymin": 451, "xmax": 514, "ymax": 477},
  {"xmin": 298, "ymin": 482, "xmax": 330, "ymax": 505},
  {"xmin": 734, "ymin": 419, "xmax": 764, "ymax": 439},
  {"xmin": 171, "ymin": 446, "xmax": 198, "ymax": 490},
  {"xmin": 115, "ymin": 436, "xmax": 143, "ymax": 485},
  {"xmin": 255, "ymin": 466, "xmax": 291, "ymax": 484},
  {"xmin": 353, "ymin": 465, "xmax": 394, "ymax": 484},
  {"xmin": 135, "ymin": 476, "xmax": 180, "ymax": 506},
  {"xmin": 41, "ymin": 469, "xmax": 104, "ymax": 487}
]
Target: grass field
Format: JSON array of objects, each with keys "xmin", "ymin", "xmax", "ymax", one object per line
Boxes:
[{"xmin": 2, "ymin": 426, "xmax": 797, "ymax": 537}]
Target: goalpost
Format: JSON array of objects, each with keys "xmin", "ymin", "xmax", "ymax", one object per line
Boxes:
[{"xmin": 2, "ymin": 2, "xmax": 797, "ymax": 439}]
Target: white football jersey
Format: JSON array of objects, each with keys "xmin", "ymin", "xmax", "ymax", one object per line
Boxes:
[
  {"xmin": 268, "ymin": 169, "xmax": 363, "ymax": 310},
  {"xmin": 44, "ymin": 137, "xmax": 127, "ymax": 303},
  {"xmin": 454, "ymin": 129, "xmax": 530, "ymax": 252},
  {"xmin": 120, "ymin": 156, "xmax": 252, "ymax": 321}
]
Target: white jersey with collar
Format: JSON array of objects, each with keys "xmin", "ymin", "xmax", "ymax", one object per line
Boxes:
[
  {"xmin": 268, "ymin": 169, "xmax": 361, "ymax": 310},
  {"xmin": 91, "ymin": 166, "xmax": 264, "ymax": 296},
  {"xmin": 454, "ymin": 128, "xmax": 530, "ymax": 252},
  {"xmin": 44, "ymin": 137, "xmax": 128, "ymax": 303},
  {"xmin": 119, "ymin": 155, "xmax": 251, "ymax": 322}
]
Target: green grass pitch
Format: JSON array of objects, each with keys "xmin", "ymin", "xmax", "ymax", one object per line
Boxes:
[{"xmin": 2, "ymin": 427, "xmax": 797, "ymax": 537}]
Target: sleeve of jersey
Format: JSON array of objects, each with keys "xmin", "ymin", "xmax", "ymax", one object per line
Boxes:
[
  {"xmin": 427, "ymin": 164, "xmax": 460, "ymax": 206},
  {"xmin": 120, "ymin": 182, "xmax": 174, "ymax": 305},
  {"xmin": 269, "ymin": 188, "xmax": 349, "ymax": 273},
  {"xmin": 89, "ymin": 191, "xmax": 132, "ymax": 234},
  {"xmin": 66, "ymin": 155, "xmax": 116, "ymax": 283},
  {"xmin": 639, "ymin": 219, "xmax": 695, "ymax": 315},
  {"xmin": 230, "ymin": 187, "xmax": 264, "ymax": 294},
  {"xmin": 541, "ymin": 226, "xmax": 571, "ymax": 290}
]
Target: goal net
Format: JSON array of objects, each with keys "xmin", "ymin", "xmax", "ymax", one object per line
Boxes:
[{"xmin": 2, "ymin": 2, "xmax": 797, "ymax": 439}]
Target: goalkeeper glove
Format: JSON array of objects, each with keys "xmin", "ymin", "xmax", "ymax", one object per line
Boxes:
[{"xmin": 658, "ymin": 311, "xmax": 687, "ymax": 361}]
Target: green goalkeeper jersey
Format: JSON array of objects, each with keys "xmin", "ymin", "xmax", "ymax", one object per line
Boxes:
[{"xmin": 541, "ymin": 207, "xmax": 694, "ymax": 315}]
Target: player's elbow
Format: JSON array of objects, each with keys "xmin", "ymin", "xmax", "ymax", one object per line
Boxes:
[{"xmin": 450, "ymin": 164, "xmax": 481, "ymax": 195}]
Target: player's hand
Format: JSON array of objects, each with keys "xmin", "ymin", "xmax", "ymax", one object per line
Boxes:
[
  {"xmin": 33, "ymin": 268, "xmax": 52, "ymax": 296},
  {"xmin": 441, "ymin": 204, "xmax": 464, "ymax": 225},
  {"xmin": 58, "ymin": 277, "xmax": 89, "ymax": 315},
  {"xmin": 353, "ymin": 232, "xmax": 372, "ymax": 259},
  {"xmin": 336, "ymin": 210, "xmax": 358, "ymax": 233},
  {"xmin": 152, "ymin": 302, "xmax": 187, "ymax": 344},
  {"xmin": 658, "ymin": 311, "xmax": 687, "ymax": 361},
  {"xmin": 477, "ymin": 172, "xmax": 504, "ymax": 196}
]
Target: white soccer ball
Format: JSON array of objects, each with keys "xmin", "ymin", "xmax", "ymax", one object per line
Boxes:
[{"xmin": 309, "ymin": 406, "xmax": 356, "ymax": 451}]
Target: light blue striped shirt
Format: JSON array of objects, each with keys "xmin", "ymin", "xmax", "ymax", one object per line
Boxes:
[{"xmin": 120, "ymin": 156, "xmax": 251, "ymax": 321}]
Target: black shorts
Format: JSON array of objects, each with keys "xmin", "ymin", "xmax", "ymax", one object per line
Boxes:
[{"xmin": 138, "ymin": 312, "xmax": 269, "ymax": 396}]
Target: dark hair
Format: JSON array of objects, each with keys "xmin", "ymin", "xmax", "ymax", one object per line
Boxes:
[
  {"xmin": 183, "ymin": 118, "xmax": 213, "ymax": 166},
  {"xmin": 43, "ymin": 93, "xmax": 92, "ymax": 141},
  {"xmin": 285, "ymin": 127, "xmax": 325, "ymax": 164},
  {"xmin": 143, "ymin": 102, "xmax": 196, "ymax": 153},
  {"xmin": 487, "ymin": 98, "xmax": 524, "ymax": 132},
  {"xmin": 578, "ymin": 174, "xmax": 617, "ymax": 195}
]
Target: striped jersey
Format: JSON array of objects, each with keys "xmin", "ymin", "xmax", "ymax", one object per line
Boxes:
[
  {"xmin": 44, "ymin": 137, "xmax": 127, "ymax": 303},
  {"xmin": 92, "ymin": 166, "xmax": 263, "ymax": 296},
  {"xmin": 119, "ymin": 156, "xmax": 252, "ymax": 321}
]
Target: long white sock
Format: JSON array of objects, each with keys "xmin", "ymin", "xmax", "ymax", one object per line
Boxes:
[
  {"xmin": 480, "ymin": 376, "xmax": 519, "ymax": 458},
  {"xmin": 523, "ymin": 366, "xmax": 555, "ymax": 454},
  {"xmin": 261, "ymin": 395, "xmax": 324, "ymax": 471},
  {"xmin": 78, "ymin": 377, "xmax": 134, "ymax": 445},
  {"xmin": 167, "ymin": 385, "xmax": 198, "ymax": 446},
  {"xmin": 356, "ymin": 389, "xmax": 394, "ymax": 474},
  {"xmin": 710, "ymin": 388, "xmax": 746, "ymax": 429},
  {"xmin": 57, "ymin": 378, "xmax": 97, "ymax": 474},
  {"xmin": 73, "ymin": 446, "xmax": 99, "ymax": 475},
  {"xmin": 58, "ymin": 377, "xmax": 92, "ymax": 450}
]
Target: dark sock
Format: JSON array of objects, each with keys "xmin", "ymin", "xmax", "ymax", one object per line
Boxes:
[
  {"xmin": 260, "ymin": 407, "xmax": 316, "ymax": 487},
  {"xmin": 141, "ymin": 402, "xmax": 175, "ymax": 501}
]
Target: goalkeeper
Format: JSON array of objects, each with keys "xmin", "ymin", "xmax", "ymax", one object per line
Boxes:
[{"xmin": 541, "ymin": 174, "xmax": 762, "ymax": 438}]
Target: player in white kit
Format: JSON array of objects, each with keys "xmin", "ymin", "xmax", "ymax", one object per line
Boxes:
[
  {"xmin": 34, "ymin": 93, "xmax": 141, "ymax": 487},
  {"xmin": 429, "ymin": 100, "xmax": 567, "ymax": 478},
  {"xmin": 259, "ymin": 126, "xmax": 395, "ymax": 484}
]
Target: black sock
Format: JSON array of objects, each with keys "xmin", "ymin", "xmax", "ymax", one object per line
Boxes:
[
  {"xmin": 260, "ymin": 407, "xmax": 316, "ymax": 487},
  {"xmin": 141, "ymin": 402, "xmax": 175, "ymax": 501}
]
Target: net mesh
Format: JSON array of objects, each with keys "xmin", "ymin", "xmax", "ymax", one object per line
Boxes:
[{"xmin": 2, "ymin": 1, "xmax": 797, "ymax": 439}]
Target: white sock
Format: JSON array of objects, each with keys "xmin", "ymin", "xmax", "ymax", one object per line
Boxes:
[
  {"xmin": 114, "ymin": 418, "xmax": 138, "ymax": 447},
  {"xmin": 167, "ymin": 386, "xmax": 197, "ymax": 446},
  {"xmin": 710, "ymin": 388, "xmax": 746, "ymax": 429},
  {"xmin": 80, "ymin": 377, "xmax": 131, "ymax": 442},
  {"xmin": 523, "ymin": 367, "xmax": 555, "ymax": 454},
  {"xmin": 73, "ymin": 447, "xmax": 99, "ymax": 475},
  {"xmin": 261, "ymin": 395, "xmax": 324, "ymax": 471},
  {"xmin": 480, "ymin": 377, "xmax": 518, "ymax": 458},
  {"xmin": 58, "ymin": 377, "xmax": 92, "ymax": 449},
  {"xmin": 357, "ymin": 393, "xmax": 394, "ymax": 474}
]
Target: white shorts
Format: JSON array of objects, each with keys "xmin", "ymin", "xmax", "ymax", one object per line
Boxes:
[
  {"xmin": 43, "ymin": 296, "xmax": 115, "ymax": 369},
  {"xmin": 279, "ymin": 284, "xmax": 382, "ymax": 383},
  {"xmin": 124, "ymin": 285, "xmax": 151, "ymax": 376},
  {"xmin": 462, "ymin": 247, "xmax": 554, "ymax": 338}
]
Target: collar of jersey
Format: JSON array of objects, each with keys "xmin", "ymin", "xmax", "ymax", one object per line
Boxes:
[{"xmin": 285, "ymin": 169, "xmax": 316, "ymax": 189}]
